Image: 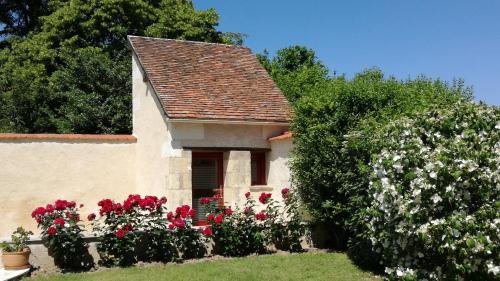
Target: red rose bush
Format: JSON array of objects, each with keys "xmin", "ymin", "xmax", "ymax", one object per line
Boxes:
[
  {"xmin": 91, "ymin": 194, "xmax": 171, "ymax": 266},
  {"xmin": 166, "ymin": 205, "xmax": 206, "ymax": 259},
  {"xmin": 202, "ymin": 193, "xmax": 266, "ymax": 257},
  {"xmin": 32, "ymin": 200, "xmax": 93, "ymax": 271},
  {"xmin": 262, "ymin": 188, "xmax": 307, "ymax": 252}
]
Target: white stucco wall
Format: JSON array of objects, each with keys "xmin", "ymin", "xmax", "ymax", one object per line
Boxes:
[
  {"xmin": 0, "ymin": 139, "xmax": 136, "ymax": 237},
  {"xmin": 267, "ymin": 138, "xmax": 293, "ymax": 200}
]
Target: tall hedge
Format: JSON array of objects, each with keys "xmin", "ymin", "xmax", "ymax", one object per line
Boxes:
[
  {"xmin": 365, "ymin": 102, "xmax": 499, "ymax": 280},
  {"xmin": 290, "ymin": 69, "xmax": 472, "ymax": 257}
]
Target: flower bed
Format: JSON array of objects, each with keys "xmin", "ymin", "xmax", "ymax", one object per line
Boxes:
[{"xmin": 31, "ymin": 188, "xmax": 307, "ymax": 270}]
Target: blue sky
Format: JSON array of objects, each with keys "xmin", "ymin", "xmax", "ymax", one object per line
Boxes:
[{"xmin": 194, "ymin": 0, "xmax": 500, "ymax": 105}]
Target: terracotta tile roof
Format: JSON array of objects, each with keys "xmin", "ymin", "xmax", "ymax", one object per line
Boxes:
[
  {"xmin": 128, "ymin": 36, "xmax": 291, "ymax": 123},
  {"xmin": 268, "ymin": 131, "xmax": 292, "ymax": 141},
  {"xmin": 0, "ymin": 133, "xmax": 137, "ymax": 142}
]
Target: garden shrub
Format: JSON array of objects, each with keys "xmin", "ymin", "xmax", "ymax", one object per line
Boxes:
[
  {"xmin": 202, "ymin": 195, "xmax": 266, "ymax": 257},
  {"xmin": 364, "ymin": 102, "xmax": 499, "ymax": 280},
  {"xmin": 91, "ymin": 194, "xmax": 172, "ymax": 266},
  {"xmin": 290, "ymin": 69, "xmax": 472, "ymax": 261},
  {"xmin": 262, "ymin": 188, "xmax": 308, "ymax": 252},
  {"xmin": 166, "ymin": 205, "xmax": 206, "ymax": 259},
  {"xmin": 202, "ymin": 189, "xmax": 307, "ymax": 256},
  {"xmin": 32, "ymin": 200, "xmax": 93, "ymax": 271}
]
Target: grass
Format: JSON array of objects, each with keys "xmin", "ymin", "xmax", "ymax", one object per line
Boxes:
[{"xmin": 29, "ymin": 252, "xmax": 380, "ymax": 281}]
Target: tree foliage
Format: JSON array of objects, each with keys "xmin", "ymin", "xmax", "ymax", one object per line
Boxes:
[
  {"xmin": 290, "ymin": 68, "xmax": 473, "ymax": 256},
  {"xmin": 257, "ymin": 46, "xmax": 329, "ymax": 103},
  {"xmin": 0, "ymin": 0, "xmax": 50, "ymax": 39},
  {"xmin": 0, "ymin": 0, "xmax": 240, "ymax": 133}
]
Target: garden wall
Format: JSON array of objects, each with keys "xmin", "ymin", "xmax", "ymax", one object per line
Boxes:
[{"xmin": 0, "ymin": 134, "xmax": 137, "ymax": 238}]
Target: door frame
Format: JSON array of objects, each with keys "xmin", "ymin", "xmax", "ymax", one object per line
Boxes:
[{"xmin": 192, "ymin": 152, "xmax": 224, "ymax": 225}]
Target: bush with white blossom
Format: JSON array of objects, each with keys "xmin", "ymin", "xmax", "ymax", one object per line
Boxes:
[{"xmin": 366, "ymin": 102, "xmax": 499, "ymax": 280}]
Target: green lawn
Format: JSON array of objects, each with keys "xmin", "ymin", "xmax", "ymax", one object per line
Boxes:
[{"xmin": 29, "ymin": 252, "xmax": 380, "ymax": 281}]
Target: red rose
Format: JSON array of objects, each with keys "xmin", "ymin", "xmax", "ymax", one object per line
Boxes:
[
  {"xmin": 167, "ymin": 212, "xmax": 174, "ymax": 222},
  {"xmin": 31, "ymin": 207, "xmax": 46, "ymax": 218},
  {"xmin": 160, "ymin": 196, "xmax": 167, "ymax": 204},
  {"xmin": 113, "ymin": 203, "xmax": 123, "ymax": 215},
  {"xmin": 200, "ymin": 197, "xmax": 211, "ymax": 204},
  {"xmin": 174, "ymin": 218, "xmax": 186, "ymax": 229},
  {"xmin": 281, "ymin": 188, "xmax": 290, "ymax": 199},
  {"xmin": 168, "ymin": 224, "xmax": 175, "ymax": 230},
  {"xmin": 258, "ymin": 193, "xmax": 272, "ymax": 204},
  {"xmin": 46, "ymin": 204, "xmax": 55, "ymax": 213},
  {"xmin": 224, "ymin": 207, "xmax": 233, "ymax": 216},
  {"xmin": 116, "ymin": 228, "xmax": 125, "ymax": 238},
  {"xmin": 207, "ymin": 213, "xmax": 215, "ymax": 221},
  {"xmin": 54, "ymin": 217, "xmax": 65, "ymax": 226},
  {"xmin": 97, "ymin": 199, "xmax": 114, "ymax": 215},
  {"xmin": 87, "ymin": 213, "xmax": 96, "ymax": 221},
  {"xmin": 255, "ymin": 212, "xmax": 267, "ymax": 221},
  {"xmin": 124, "ymin": 224, "xmax": 133, "ymax": 232},
  {"xmin": 47, "ymin": 226, "xmax": 57, "ymax": 236},
  {"xmin": 80, "ymin": 204, "xmax": 84, "ymax": 208},
  {"xmin": 202, "ymin": 226, "xmax": 213, "ymax": 236},
  {"xmin": 188, "ymin": 209, "xmax": 196, "ymax": 218},
  {"xmin": 214, "ymin": 213, "xmax": 223, "ymax": 224},
  {"xmin": 55, "ymin": 199, "xmax": 68, "ymax": 210},
  {"xmin": 245, "ymin": 192, "xmax": 251, "ymax": 198},
  {"xmin": 67, "ymin": 201, "xmax": 76, "ymax": 208}
]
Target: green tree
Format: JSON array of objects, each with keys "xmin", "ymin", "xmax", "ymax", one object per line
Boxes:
[
  {"xmin": 290, "ymin": 68, "xmax": 473, "ymax": 266},
  {"xmin": 0, "ymin": 0, "xmax": 51, "ymax": 39},
  {"xmin": 0, "ymin": 0, "xmax": 240, "ymax": 133},
  {"xmin": 258, "ymin": 46, "xmax": 329, "ymax": 103}
]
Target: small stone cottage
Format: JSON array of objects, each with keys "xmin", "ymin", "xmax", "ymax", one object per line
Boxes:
[{"xmin": 0, "ymin": 36, "xmax": 292, "ymax": 237}]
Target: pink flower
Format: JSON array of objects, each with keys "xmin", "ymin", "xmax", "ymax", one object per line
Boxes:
[{"xmin": 224, "ymin": 207, "xmax": 233, "ymax": 216}]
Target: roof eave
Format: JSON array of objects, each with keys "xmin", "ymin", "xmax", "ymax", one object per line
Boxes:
[{"xmin": 165, "ymin": 118, "xmax": 289, "ymax": 126}]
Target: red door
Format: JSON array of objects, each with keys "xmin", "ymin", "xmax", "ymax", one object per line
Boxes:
[{"xmin": 192, "ymin": 152, "xmax": 223, "ymax": 225}]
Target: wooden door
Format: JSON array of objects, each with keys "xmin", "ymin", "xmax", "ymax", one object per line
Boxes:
[{"xmin": 192, "ymin": 152, "xmax": 223, "ymax": 225}]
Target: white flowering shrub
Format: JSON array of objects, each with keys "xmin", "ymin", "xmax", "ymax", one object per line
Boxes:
[{"xmin": 366, "ymin": 102, "xmax": 499, "ymax": 280}]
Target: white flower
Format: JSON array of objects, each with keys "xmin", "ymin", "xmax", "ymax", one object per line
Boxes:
[
  {"xmin": 425, "ymin": 162, "xmax": 435, "ymax": 172},
  {"xmin": 429, "ymin": 171, "xmax": 437, "ymax": 179},
  {"xmin": 393, "ymin": 163, "xmax": 404, "ymax": 173},
  {"xmin": 430, "ymin": 194, "xmax": 442, "ymax": 204},
  {"xmin": 487, "ymin": 262, "xmax": 499, "ymax": 275}
]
